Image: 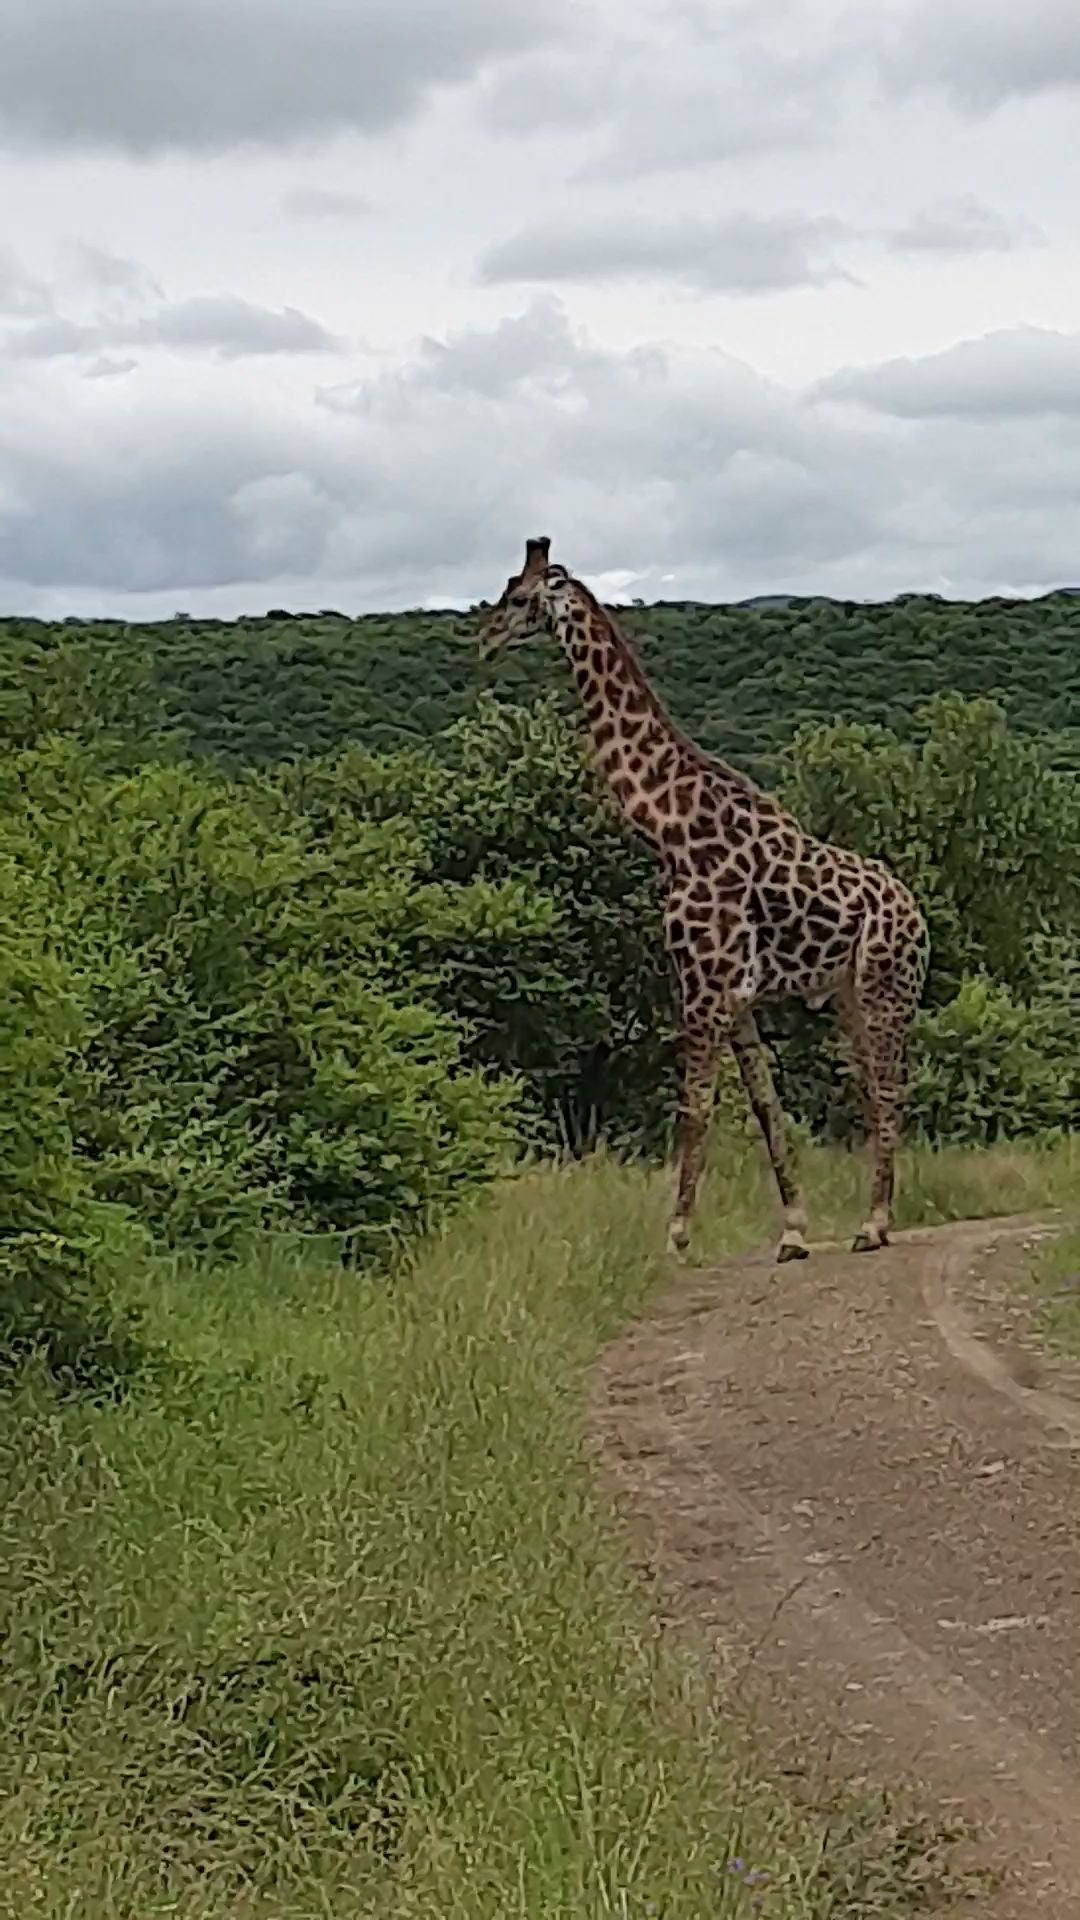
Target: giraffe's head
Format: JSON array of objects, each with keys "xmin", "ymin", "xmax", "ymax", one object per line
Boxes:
[{"xmin": 477, "ymin": 536, "xmax": 567, "ymax": 658}]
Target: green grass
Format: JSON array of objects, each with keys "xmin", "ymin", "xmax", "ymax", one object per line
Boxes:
[
  {"xmin": 688, "ymin": 1119, "xmax": 1079, "ymax": 1262},
  {"xmin": 1029, "ymin": 1223, "xmax": 1080, "ymax": 1359},
  {"xmin": 2, "ymin": 1136, "xmax": 1072, "ymax": 1918}
]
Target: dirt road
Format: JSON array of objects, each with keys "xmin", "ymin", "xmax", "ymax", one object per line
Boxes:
[{"xmin": 590, "ymin": 1217, "xmax": 1080, "ymax": 1915}]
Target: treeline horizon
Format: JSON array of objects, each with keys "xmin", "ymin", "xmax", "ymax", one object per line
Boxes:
[{"xmin": 6, "ymin": 586, "xmax": 1080, "ymax": 784}]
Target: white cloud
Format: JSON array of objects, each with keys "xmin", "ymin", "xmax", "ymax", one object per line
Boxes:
[
  {"xmin": 4, "ymin": 299, "xmax": 1080, "ymax": 615},
  {"xmin": 67, "ymin": 242, "xmax": 165, "ymax": 305},
  {"xmin": 0, "ymin": 246, "xmax": 52, "ymax": 317}
]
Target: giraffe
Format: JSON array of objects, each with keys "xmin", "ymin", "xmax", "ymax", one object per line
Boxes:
[{"xmin": 478, "ymin": 536, "xmax": 930, "ymax": 1263}]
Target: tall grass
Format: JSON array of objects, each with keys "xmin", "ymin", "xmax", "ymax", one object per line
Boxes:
[
  {"xmin": 1030, "ymin": 1225, "xmax": 1080, "ymax": 1359},
  {"xmin": 2, "ymin": 1136, "xmax": 1071, "ymax": 1918},
  {"xmin": 689, "ymin": 1128, "xmax": 1077, "ymax": 1260}
]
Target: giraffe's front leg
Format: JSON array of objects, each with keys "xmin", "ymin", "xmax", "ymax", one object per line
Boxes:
[{"xmin": 730, "ymin": 1011, "xmax": 810, "ymax": 1263}]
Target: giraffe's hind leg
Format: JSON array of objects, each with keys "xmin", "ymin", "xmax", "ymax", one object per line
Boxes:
[
  {"xmin": 844, "ymin": 957, "xmax": 921, "ymax": 1254},
  {"xmin": 730, "ymin": 1011, "xmax": 810, "ymax": 1263}
]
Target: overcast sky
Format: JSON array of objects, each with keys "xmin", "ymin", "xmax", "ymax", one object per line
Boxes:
[{"xmin": 2, "ymin": 0, "xmax": 1078, "ymax": 615}]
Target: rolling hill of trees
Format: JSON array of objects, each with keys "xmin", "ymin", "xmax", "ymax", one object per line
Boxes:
[{"xmin": 5, "ymin": 589, "xmax": 1080, "ymax": 777}]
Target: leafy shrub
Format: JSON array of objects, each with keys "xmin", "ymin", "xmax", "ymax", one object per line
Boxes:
[
  {"xmin": 287, "ymin": 697, "xmax": 675, "ymax": 1152},
  {"xmin": 0, "ymin": 851, "xmax": 144, "ymax": 1391},
  {"xmin": 783, "ymin": 693, "xmax": 1080, "ymax": 1000},
  {"xmin": 909, "ymin": 949, "xmax": 1080, "ymax": 1145},
  {"xmin": 244, "ymin": 963, "xmax": 520, "ymax": 1257},
  {"xmin": 2, "ymin": 739, "xmax": 523, "ymax": 1292}
]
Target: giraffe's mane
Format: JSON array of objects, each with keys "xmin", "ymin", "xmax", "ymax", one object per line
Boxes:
[{"xmin": 555, "ymin": 569, "xmax": 766, "ymax": 800}]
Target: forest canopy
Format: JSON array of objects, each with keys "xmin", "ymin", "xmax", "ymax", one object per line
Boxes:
[{"xmin": 5, "ymin": 588, "xmax": 1080, "ymax": 777}]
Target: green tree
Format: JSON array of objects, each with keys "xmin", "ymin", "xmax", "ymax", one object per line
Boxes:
[
  {"xmin": 283, "ymin": 698, "xmax": 675, "ymax": 1150},
  {"xmin": 784, "ymin": 693, "xmax": 1080, "ymax": 1000}
]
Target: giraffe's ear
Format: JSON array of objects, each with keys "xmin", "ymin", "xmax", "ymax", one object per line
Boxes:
[{"xmin": 522, "ymin": 535, "xmax": 551, "ymax": 577}]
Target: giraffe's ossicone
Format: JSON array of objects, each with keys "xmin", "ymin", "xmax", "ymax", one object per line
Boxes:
[{"xmin": 478, "ymin": 536, "xmax": 930, "ymax": 1263}]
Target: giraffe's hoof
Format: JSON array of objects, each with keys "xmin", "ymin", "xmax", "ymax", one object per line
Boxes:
[
  {"xmin": 667, "ymin": 1221, "xmax": 690, "ymax": 1258},
  {"xmin": 852, "ymin": 1229, "xmax": 887, "ymax": 1254},
  {"xmin": 776, "ymin": 1236, "xmax": 810, "ymax": 1264}
]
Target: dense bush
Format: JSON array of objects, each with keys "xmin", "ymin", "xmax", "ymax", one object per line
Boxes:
[
  {"xmin": 910, "ymin": 962, "xmax": 1080, "ymax": 1145},
  {"xmin": 783, "ymin": 694, "xmax": 1080, "ymax": 1000},
  {"xmin": 278, "ymin": 697, "xmax": 674, "ymax": 1151},
  {"xmin": 0, "ymin": 843, "xmax": 145, "ymax": 1390},
  {"xmin": 1, "ymin": 739, "xmax": 530, "ymax": 1381}
]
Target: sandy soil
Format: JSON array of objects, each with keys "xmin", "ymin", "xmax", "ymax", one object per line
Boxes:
[{"xmin": 590, "ymin": 1216, "xmax": 1080, "ymax": 1916}]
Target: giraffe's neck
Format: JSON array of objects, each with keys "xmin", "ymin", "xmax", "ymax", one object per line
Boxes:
[{"xmin": 549, "ymin": 588, "xmax": 743, "ymax": 854}]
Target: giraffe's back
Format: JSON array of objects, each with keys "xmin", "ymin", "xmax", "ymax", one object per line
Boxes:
[
  {"xmin": 749, "ymin": 825, "xmax": 927, "ymax": 1008},
  {"xmin": 655, "ymin": 753, "xmax": 926, "ymax": 1013}
]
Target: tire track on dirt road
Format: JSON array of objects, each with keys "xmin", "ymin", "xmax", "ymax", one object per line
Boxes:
[{"xmin": 590, "ymin": 1217, "xmax": 1080, "ymax": 1916}]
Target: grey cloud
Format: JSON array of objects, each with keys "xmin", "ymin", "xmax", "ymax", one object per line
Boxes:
[
  {"xmin": 0, "ymin": 0, "xmax": 557, "ymax": 154},
  {"xmin": 479, "ymin": 212, "xmax": 857, "ymax": 295},
  {"xmin": 581, "ymin": 98, "xmax": 821, "ymax": 179},
  {"xmin": 884, "ymin": 197, "xmax": 1044, "ymax": 256},
  {"xmin": 332, "ymin": 295, "xmax": 627, "ymax": 403},
  {"xmin": 478, "ymin": 58, "xmax": 819, "ymax": 174},
  {"xmin": 7, "ymin": 294, "xmax": 340, "ymax": 361},
  {"xmin": 815, "ymin": 328, "xmax": 1080, "ymax": 419},
  {"xmin": 84, "ymin": 354, "xmax": 139, "ymax": 380},
  {"xmin": 0, "ymin": 390, "xmax": 338, "ymax": 592},
  {"xmin": 66, "ymin": 243, "xmax": 165, "ymax": 304},
  {"xmin": 281, "ymin": 187, "xmax": 374, "ymax": 222},
  {"xmin": 146, "ymin": 297, "xmax": 339, "ymax": 357},
  {"xmin": 9, "ymin": 316, "xmax": 87, "ymax": 357},
  {"xmin": 4, "ymin": 299, "xmax": 1080, "ymax": 611},
  {"xmin": 476, "ymin": 23, "xmax": 831, "ymax": 179},
  {"xmin": 0, "ymin": 244, "xmax": 334, "ymax": 361},
  {"xmin": 0, "ymin": 246, "xmax": 51, "ymax": 317},
  {"xmin": 881, "ymin": 0, "xmax": 1080, "ymax": 109},
  {"xmin": 475, "ymin": 52, "xmax": 595, "ymax": 134}
]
